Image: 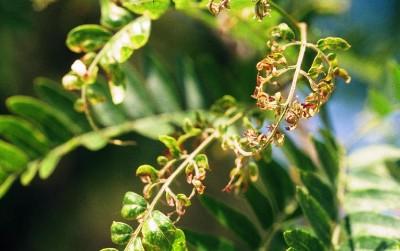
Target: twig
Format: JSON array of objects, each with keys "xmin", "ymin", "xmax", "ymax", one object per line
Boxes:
[{"xmin": 124, "ymin": 112, "xmax": 244, "ymax": 250}]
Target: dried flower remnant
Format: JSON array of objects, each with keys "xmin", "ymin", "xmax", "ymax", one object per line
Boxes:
[
  {"xmin": 208, "ymin": 0, "xmax": 230, "ymax": 15},
  {"xmin": 250, "ymin": 23, "xmax": 351, "ymax": 151},
  {"xmin": 255, "ymin": 0, "xmax": 271, "ymax": 20}
]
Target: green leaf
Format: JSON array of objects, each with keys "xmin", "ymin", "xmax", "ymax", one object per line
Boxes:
[
  {"xmin": 88, "ymin": 83, "xmax": 128, "ymax": 127},
  {"xmin": 6, "ymin": 96, "xmax": 80, "ymax": 143},
  {"xmin": 100, "ymin": 0, "xmax": 134, "ymax": 29},
  {"xmin": 282, "ymin": 136, "xmax": 317, "ymax": 171},
  {"xmin": 348, "ymin": 145, "xmax": 400, "ymax": 169},
  {"xmin": 184, "ymin": 230, "xmax": 235, "ymax": 251},
  {"xmin": 121, "ymin": 65, "xmax": 156, "ymax": 117},
  {"xmin": 142, "ymin": 210, "xmax": 180, "ymax": 250},
  {"xmin": 34, "ymin": 77, "xmax": 89, "ymax": 131},
  {"xmin": 368, "ymin": 90, "xmax": 393, "ymax": 117},
  {"xmin": 270, "ymin": 23, "xmax": 295, "ymax": 41},
  {"xmin": 102, "ymin": 63, "xmax": 127, "ymax": 104},
  {"xmin": 284, "ymin": 229, "xmax": 325, "ymax": 251},
  {"xmin": 131, "ymin": 116, "xmax": 174, "ymax": 139},
  {"xmin": 38, "ymin": 131, "xmax": 108, "ymax": 179},
  {"xmin": 0, "ymin": 168, "xmax": 7, "ymax": 184},
  {"xmin": 0, "ymin": 115, "xmax": 49, "ymax": 158},
  {"xmin": 99, "ymin": 248, "xmax": 119, "ymax": 251},
  {"xmin": 199, "ymin": 195, "xmax": 261, "ymax": 249},
  {"xmin": 0, "ymin": 174, "xmax": 17, "ymax": 199},
  {"xmin": 172, "ymin": 229, "xmax": 188, "ymax": 251},
  {"xmin": 79, "ymin": 132, "xmax": 108, "ymax": 150},
  {"xmin": 296, "ymin": 187, "xmax": 332, "ymax": 246},
  {"xmin": 244, "ymin": 183, "xmax": 274, "ymax": 230},
  {"xmin": 121, "ymin": 191, "xmax": 148, "ymax": 220},
  {"xmin": 121, "ymin": 0, "xmax": 170, "ymax": 20},
  {"xmin": 126, "ymin": 238, "xmax": 145, "ymax": 251},
  {"xmin": 178, "ymin": 58, "xmax": 204, "ymax": 109},
  {"xmin": 340, "ymin": 236, "xmax": 400, "ymax": 251},
  {"xmin": 194, "ymin": 154, "xmax": 209, "ymax": 170},
  {"xmin": 317, "ymin": 37, "xmax": 351, "ymax": 51},
  {"xmin": 101, "ymin": 16, "xmax": 151, "ymax": 64},
  {"xmin": 38, "ymin": 151, "xmax": 62, "ymax": 179},
  {"xmin": 312, "ymin": 136, "xmax": 339, "ymax": 184},
  {"xmin": 0, "ymin": 140, "xmax": 29, "ymax": 172},
  {"xmin": 144, "ymin": 56, "xmax": 182, "ymax": 113},
  {"xmin": 111, "ymin": 221, "xmax": 133, "ymax": 245},
  {"xmin": 319, "ymin": 129, "xmax": 339, "ymax": 153},
  {"xmin": 20, "ymin": 161, "xmax": 39, "ymax": 186},
  {"xmin": 345, "ymin": 189, "xmax": 400, "ymax": 213},
  {"xmin": 348, "ymin": 212, "xmax": 400, "ymax": 239},
  {"xmin": 386, "ymin": 159, "xmax": 400, "ymax": 183},
  {"xmin": 300, "ymin": 172, "xmax": 337, "ymax": 220},
  {"xmin": 159, "ymin": 135, "xmax": 181, "ymax": 158},
  {"xmin": 390, "ymin": 61, "xmax": 400, "ymax": 101},
  {"xmin": 258, "ymin": 159, "xmax": 294, "ymax": 210},
  {"xmin": 66, "ymin": 24, "xmax": 112, "ymax": 53}
]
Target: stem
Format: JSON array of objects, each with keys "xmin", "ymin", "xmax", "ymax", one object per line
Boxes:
[
  {"xmin": 124, "ymin": 112, "xmax": 244, "ymax": 250},
  {"xmin": 81, "ymin": 86, "xmax": 100, "ymax": 131}
]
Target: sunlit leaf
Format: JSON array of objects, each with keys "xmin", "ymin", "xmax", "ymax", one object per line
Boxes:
[
  {"xmin": 340, "ymin": 236, "xmax": 400, "ymax": 251},
  {"xmin": 20, "ymin": 161, "xmax": 39, "ymax": 186},
  {"xmin": 121, "ymin": 0, "xmax": 170, "ymax": 20},
  {"xmin": 284, "ymin": 229, "xmax": 325, "ymax": 251},
  {"xmin": 101, "ymin": 16, "xmax": 151, "ymax": 64},
  {"xmin": 348, "ymin": 212, "xmax": 400, "ymax": 240},
  {"xmin": 100, "ymin": 0, "xmax": 134, "ymax": 29},
  {"xmin": 159, "ymin": 135, "xmax": 181, "ymax": 158},
  {"xmin": 111, "ymin": 221, "xmax": 133, "ymax": 245},
  {"xmin": 142, "ymin": 210, "xmax": 181, "ymax": 250},
  {"xmin": 172, "ymin": 229, "xmax": 188, "ymax": 251},
  {"xmin": 66, "ymin": 24, "xmax": 112, "ymax": 53},
  {"xmin": 317, "ymin": 37, "xmax": 351, "ymax": 51},
  {"xmin": 0, "ymin": 174, "xmax": 17, "ymax": 199},
  {"xmin": 121, "ymin": 191, "xmax": 148, "ymax": 220},
  {"xmin": 345, "ymin": 189, "xmax": 400, "ymax": 213}
]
